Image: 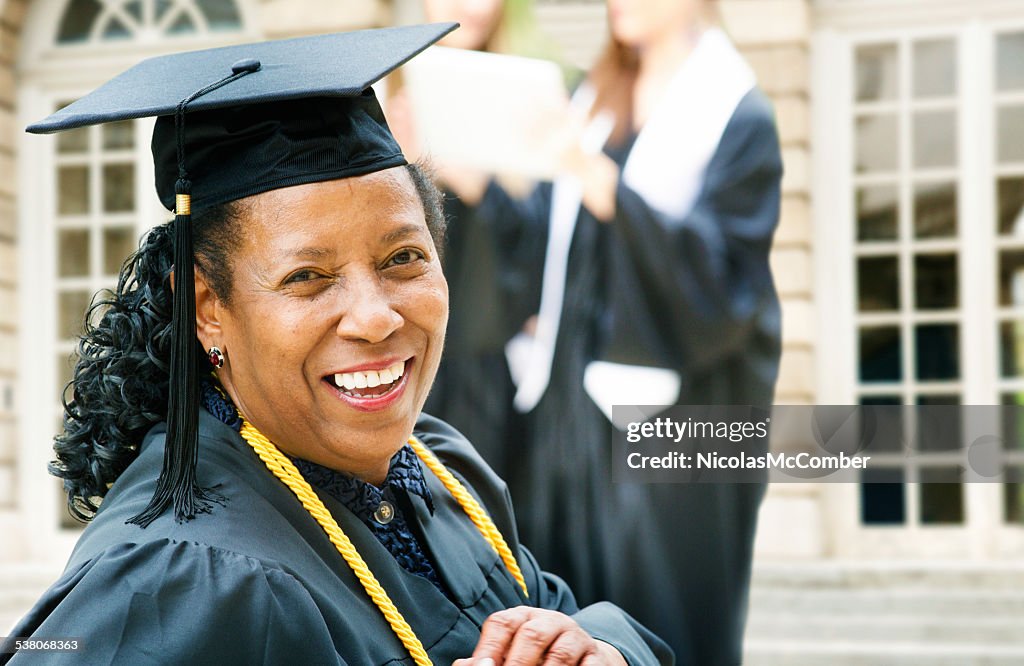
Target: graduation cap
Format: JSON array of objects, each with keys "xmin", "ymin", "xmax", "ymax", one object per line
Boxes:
[{"xmin": 28, "ymin": 23, "xmax": 457, "ymax": 527}]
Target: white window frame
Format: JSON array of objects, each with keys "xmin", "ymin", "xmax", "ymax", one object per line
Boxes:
[
  {"xmin": 813, "ymin": 0, "xmax": 1024, "ymax": 558},
  {"xmin": 17, "ymin": 0, "xmax": 259, "ymax": 565}
]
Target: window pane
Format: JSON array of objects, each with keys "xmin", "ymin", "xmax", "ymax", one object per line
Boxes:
[
  {"xmin": 914, "ymin": 181, "xmax": 957, "ymax": 238},
  {"xmin": 1005, "ymin": 474, "xmax": 1024, "ymax": 525},
  {"xmin": 859, "ymin": 396, "xmax": 904, "ymax": 453},
  {"xmin": 58, "ymin": 290, "xmax": 91, "ymax": 339},
  {"xmin": 168, "ymin": 13, "xmax": 197, "ymax": 35},
  {"xmin": 913, "ymin": 39, "xmax": 956, "ymax": 98},
  {"xmin": 999, "ymin": 321, "xmax": 1024, "ymax": 378},
  {"xmin": 58, "ymin": 229, "xmax": 89, "ymax": 278},
  {"xmin": 123, "ymin": 0, "xmax": 142, "ymax": 22},
  {"xmin": 855, "ymin": 43, "xmax": 898, "ymax": 102},
  {"xmin": 101, "ymin": 17, "xmax": 131, "ymax": 40},
  {"xmin": 998, "ymin": 177, "xmax": 1024, "ymax": 236},
  {"xmin": 997, "ymin": 106, "xmax": 1024, "ymax": 164},
  {"xmin": 998, "ymin": 249, "xmax": 1024, "ymax": 307},
  {"xmin": 156, "ymin": 0, "xmax": 173, "ymax": 21},
  {"xmin": 919, "ymin": 468, "xmax": 963, "ymax": 524},
  {"xmin": 102, "ymin": 120, "xmax": 134, "ymax": 150},
  {"xmin": 57, "ymin": 0, "xmax": 102, "ymax": 43},
  {"xmin": 1000, "ymin": 393, "xmax": 1024, "ymax": 452},
  {"xmin": 997, "ymin": 32, "xmax": 1024, "ymax": 92},
  {"xmin": 914, "ymin": 254, "xmax": 958, "ymax": 310},
  {"xmin": 860, "ymin": 326, "xmax": 902, "ymax": 382},
  {"xmin": 858, "ymin": 256, "xmax": 900, "ymax": 311},
  {"xmin": 58, "ymin": 166, "xmax": 89, "ymax": 215},
  {"xmin": 861, "ymin": 467, "xmax": 905, "ymax": 524},
  {"xmin": 855, "ymin": 114, "xmax": 899, "ymax": 173},
  {"xmin": 917, "ymin": 396, "xmax": 960, "ymax": 452},
  {"xmin": 102, "ymin": 164, "xmax": 134, "ymax": 213},
  {"xmin": 103, "ymin": 227, "xmax": 135, "ymax": 275},
  {"xmin": 915, "ymin": 324, "xmax": 959, "ymax": 380},
  {"xmin": 913, "ymin": 111, "xmax": 957, "ymax": 169},
  {"xmin": 57, "ymin": 126, "xmax": 88, "ymax": 154},
  {"xmin": 856, "ymin": 185, "xmax": 898, "ymax": 241},
  {"xmin": 197, "ymin": 0, "xmax": 242, "ymax": 30},
  {"xmin": 56, "ymin": 352, "xmax": 75, "ymax": 397}
]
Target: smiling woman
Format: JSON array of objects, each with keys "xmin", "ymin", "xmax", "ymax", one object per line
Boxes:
[
  {"xmin": 3, "ymin": 25, "xmax": 670, "ymax": 666},
  {"xmin": 199, "ymin": 169, "xmax": 450, "ymax": 486}
]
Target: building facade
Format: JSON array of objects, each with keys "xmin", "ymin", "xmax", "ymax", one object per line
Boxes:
[{"xmin": 2, "ymin": 0, "xmax": 1023, "ymax": 660}]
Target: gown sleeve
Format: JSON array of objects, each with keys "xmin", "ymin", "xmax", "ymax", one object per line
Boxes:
[
  {"xmin": 517, "ymin": 545, "xmax": 673, "ymax": 666},
  {"xmin": 416, "ymin": 414, "xmax": 673, "ymax": 665},
  {"xmin": 4, "ymin": 539, "xmax": 343, "ymax": 666},
  {"xmin": 468, "ymin": 180, "xmax": 555, "ymax": 333},
  {"xmin": 606, "ymin": 89, "xmax": 783, "ymax": 374}
]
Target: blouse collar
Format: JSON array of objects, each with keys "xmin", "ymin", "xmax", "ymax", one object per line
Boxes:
[{"xmin": 199, "ymin": 378, "xmax": 434, "ymax": 516}]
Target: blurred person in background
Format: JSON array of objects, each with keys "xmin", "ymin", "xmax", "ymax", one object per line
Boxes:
[
  {"xmin": 386, "ymin": 0, "xmax": 554, "ymax": 480},
  {"xmin": 444, "ymin": 0, "xmax": 784, "ymax": 662}
]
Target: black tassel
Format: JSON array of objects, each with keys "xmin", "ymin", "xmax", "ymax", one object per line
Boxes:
[
  {"xmin": 127, "ymin": 63, "xmax": 258, "ymax": 527},
  {"xmin": 128, "ymin": 179, "xmax": 222, "ymax": 527}
]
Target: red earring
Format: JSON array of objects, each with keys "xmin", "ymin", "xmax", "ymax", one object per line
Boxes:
[{"xmin": 208, "ymin": 346, "xmax": 225, "ymax": 369}]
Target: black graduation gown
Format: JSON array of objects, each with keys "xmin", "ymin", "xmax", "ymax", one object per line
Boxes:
[
  {"xmin": 4, "ymin": 410, "xmax": 671, "ymax": 665},
  {"xmin": 423, "ymin": 194, "xmax": 529, "ymax": 479},
  {"xmin": 475, "ymin": 88, "xmax": 783, "ymax": 666}
]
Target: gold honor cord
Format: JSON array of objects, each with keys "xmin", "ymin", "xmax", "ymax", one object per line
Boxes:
[
  {"xmin": 238, "ymin": 418, "xmax": 528, "ymax": 666},
  {"xmin": 406, "ymin": 437, "xmax": 528, "ymax": 598}
]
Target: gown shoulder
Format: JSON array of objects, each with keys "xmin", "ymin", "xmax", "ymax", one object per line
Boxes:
[{"xmin": 4, "ymin": 538, "xmax": 341, "ymax": 665}]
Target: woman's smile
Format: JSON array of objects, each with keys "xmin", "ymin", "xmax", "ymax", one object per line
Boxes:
[{"xmin": 323, "ymin": 356, "xmax": 415, "ymax": 411}]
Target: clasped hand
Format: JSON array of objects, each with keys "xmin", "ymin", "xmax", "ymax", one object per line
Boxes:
[{"xmin": 453, "ymin": 606, "xmax": 627, "ymax": 666}]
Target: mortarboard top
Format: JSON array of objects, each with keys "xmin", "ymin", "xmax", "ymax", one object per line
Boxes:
[
  {"xmin": 31, "ymin": 22, "xmax": 458, "ymax": 212},
  {"xmin": 28, "ymin": 23, "xmax": 457, "ymax": 528},
  {"xmin": 27, "ymin": 23, "xmax": 457, "ymax": 134}
]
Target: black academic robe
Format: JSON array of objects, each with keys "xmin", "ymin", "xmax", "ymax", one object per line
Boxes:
[
  {"xmin": 4, "ymin": 410, "xmax": 671, "ymax": 665},
  {"xmin": 475, "ymin": 88, "xmax": 783, "ymax": 666},
  {"xmin": 423, "ymin": 194, "xmax": 528, "ymax": 479}
]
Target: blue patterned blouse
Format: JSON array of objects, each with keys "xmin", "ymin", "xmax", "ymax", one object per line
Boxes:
[{"xmin": 200, "ymin": 380, "xmax": 447, "ymax": 596}]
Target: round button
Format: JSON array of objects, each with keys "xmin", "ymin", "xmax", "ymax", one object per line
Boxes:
[
  {"xmin": 373, "ymin": 500, "xmax": 395, "ymax": 525},
  {"xmin": 231, "ymin": 58, "xmax": 261, "ymax": 74}
]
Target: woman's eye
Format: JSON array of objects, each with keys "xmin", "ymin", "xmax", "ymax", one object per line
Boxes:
[
  {"xmin": 388, "ymin": 249, "xmax": 425, "ymax": 266},
  {"xmin": 285, "ymin": 270, "xmax": 320, "ymax": 284}
]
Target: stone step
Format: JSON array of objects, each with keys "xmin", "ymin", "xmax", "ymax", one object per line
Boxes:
[
  {"xmin": 746, "ymin": 613, "xmax": 1024, "ymax": 645},
  {"xmin": 744, "ymin": 639, "xmax": 1024, "ymax": 666},
  {"xmin": 0, "ymin": 564, "xmax": 61, "ymax": 634},
  {"xmin": 750, "ymin": 561, "xmax": 1024, "ymax": 590},
  {"xmin": 747, "ymin": 587, "xmax": 1024, "ymax": 616},
  {"xmin": 0, "ymin": 564, "xmax": 62, "ymax": 589}
]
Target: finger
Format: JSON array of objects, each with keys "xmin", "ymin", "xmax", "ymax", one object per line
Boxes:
[
  {"xmin": 473, "ymin": 606, "xmax": 535, "ymax": 660},
  {"xmin": 502, "ymin": 616, "xmax": 572, "ymax": 666},
  {"xmin": 541, "ymin": 629, "xmax": 595, "ymax": 665}
]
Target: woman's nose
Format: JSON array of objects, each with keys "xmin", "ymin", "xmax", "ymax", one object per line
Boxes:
[{"xmin": 334, "ymin": 275, "xmax": 403, "ymax": 344}]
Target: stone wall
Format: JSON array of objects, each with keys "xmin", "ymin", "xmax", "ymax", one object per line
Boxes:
[
  {"xmin": 259, "ymin": 0, "xmax": 389, "ymax": 38},
  {"xmin": 722, "ymin": 0, "xmax": 815, "ymax": 406},
  {"xmin": 719, "ymin": 0, "xmax": 822, "ymax": 559},
  {"xmin": 0, "ymin": 0, "xmax": 25, "ymax": 555}
]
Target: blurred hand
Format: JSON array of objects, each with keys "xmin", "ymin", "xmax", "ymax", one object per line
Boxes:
[
  {"xmin": 452, "ymin": 606, "xmax": 628, "ymax": 666},
  {"xmin": 552, "ymin": 115, "xmax": 619, "ymax": 223},
  {"xmin": 386, "ymin": 89, "xmax": 421, "ymax": 162},
  {"xmin": 435, "ymin": 163, "xmax": 490, "ymax": 206}
]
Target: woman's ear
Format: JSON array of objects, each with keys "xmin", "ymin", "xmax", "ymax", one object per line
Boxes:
[{"xmin": 194, "ymin": 268, "xmax": 223, "ymax": 351}]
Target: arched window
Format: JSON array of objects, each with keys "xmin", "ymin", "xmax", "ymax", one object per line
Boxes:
[
  {"xmin": 18, "ymin": 0, "xmax": 255, "ymax": 555},
  {"xmin": 56, "ymin": 0, "xmax": 242, "ymax": 45}
]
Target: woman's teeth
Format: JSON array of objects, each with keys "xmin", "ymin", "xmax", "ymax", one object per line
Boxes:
[{"xmin": 333, "ymin": 360, "xmax": 405, "ymax": 394}]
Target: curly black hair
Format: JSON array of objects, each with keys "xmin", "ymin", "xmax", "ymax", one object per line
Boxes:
[{"xmin": 52, "ymin": 163, "xmax": 447, "ymax": 521}]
